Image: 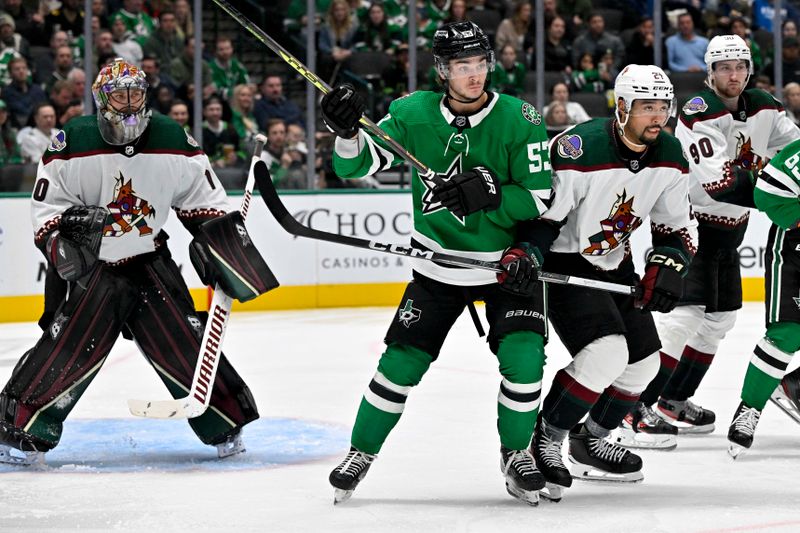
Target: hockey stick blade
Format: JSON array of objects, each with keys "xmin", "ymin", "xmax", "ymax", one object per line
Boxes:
[{"xmin": 254, "ymin": 162, "xmax": 635, "ymax": 295}]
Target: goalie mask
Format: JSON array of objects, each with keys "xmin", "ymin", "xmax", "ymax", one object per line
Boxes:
[
  {"xmin": 614, "ymin": 64, "xmax": 675, "ymax": 129},
  {"xmin": 704, "ymin": 34, "xmax": 753, "ymax": 90},
  {"xmin": 92, "ymin": 58, "xmax": 151, "ymax": 145},
  {"xmin": 433, "ymin": 21, "xmax": 495, "ymax": 102}
]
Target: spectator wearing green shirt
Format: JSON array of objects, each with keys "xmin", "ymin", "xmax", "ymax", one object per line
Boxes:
[
  {"xmin": 112, "ymin": 0, "xmax": 156, "ymax": 47},
  {"xmin": 491, "ymin": 45, "xmax": 526, "ymax": 97},
  {"xmin": 230, "ymin": 84, "xmax": 261, "ymax": 155},
  {"xmin": 209, "ymin": 37, "xmax": 250, "ymax": 102},
  {"xmin": 142, "ymin": 9, "xmax": 184, "ymax": 72},
  {"xmin": 169, "ymin": 36, "xmax": 214, "ymax": 99},
  {"xmin": 0, "ymin": 99, "xmax": 22, "ymax": 166}
]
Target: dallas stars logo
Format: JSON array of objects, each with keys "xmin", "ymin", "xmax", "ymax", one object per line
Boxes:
[
  {"xmin": 793, "ymin": 291, "xmax": 800, "ymax": 310},
  {"xmin": 398, "ymin": 299, "xmax": 421, "ymax": 328},
  {"xmin": 420, "ymin": 154, "xmax": 466, "ymax": 225}
]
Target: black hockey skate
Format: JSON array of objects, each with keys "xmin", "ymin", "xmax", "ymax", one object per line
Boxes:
[
  {"xmin": 531, "ymin": 416, "xmax": 572, "ymax": 502},
  {"xmin": 769, "ymin": 371, "xmax": 800, "ymax": 426},
  {"xmin": 568, "ymin": 423, "xmax": 643, "ymax": 483},
  {"xmin": 614, "ymin": 402, "xmax": 678, "ymax": 451},
  {"xmin": 500, "ymin": 446, "xmax": 545, "ymax": 506},
  {"xmin": 657, "ymin": 397, "xmax": 715, "ymax": 434},
  {"xmin": 329, "ymin": 447, "xmax": 376, "ymax": 504},
  {"xmin": 727, "ymin": 402, "xmax": 761, "ymax": 460}
]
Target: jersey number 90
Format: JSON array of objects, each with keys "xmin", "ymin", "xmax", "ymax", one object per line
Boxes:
[{"xmin": 528, "ymin": 141, "xmax": 551, "ymax": 173}]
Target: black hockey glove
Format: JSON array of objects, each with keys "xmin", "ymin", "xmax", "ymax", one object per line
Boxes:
[
  {"xmin": 634, "ymin": 247, "xmax": 689, "ymax": 313},
  {"xmin": 431, "ymin": 166, "xmax": 502, "ymax": 218},
  {"xmin": 497, "ymin": 243, "xmax": 543, "ymax": 297},
  {"xmin": 189, "ymin": 211, "xmax": 280, "ymax": 302},
  {"xmin": 320, "ymin": 84, "xmax": 366, "ymax": 139},
  {"xmin": 46, "ymin": 205, "xmax": 106, "ymax": 281}
]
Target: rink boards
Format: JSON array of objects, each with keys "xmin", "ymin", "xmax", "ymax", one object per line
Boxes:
[{"xmin": 0, "ymin": 191, "xmax": 772, "ymax": 323}]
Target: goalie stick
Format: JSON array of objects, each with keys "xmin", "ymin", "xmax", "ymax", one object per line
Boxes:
[
  {"xmin": 127, "ymin": 134, "xmax": 269, "ymax": 419},
  {"xmin": 253, "ymin": 161, "xmax": 635, "ymax": 295}
]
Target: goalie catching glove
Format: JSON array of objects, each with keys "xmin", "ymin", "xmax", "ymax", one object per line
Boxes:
[
  {"xmin": 189, "ymin": 211, "xmax": 279, "ymax": 302},
  {"xmin": 320, "ymin": 84, "xmax": 366, "ymax": 139},
  {"xmin": 431, "ymin": 166, "xmax": 501, "ymax": 217},
  {"xmin": 46, "ymin": 205, "xmax": 106, "ymax": 281},
  {"xmin": 634, "ymin": 247, "xmax": 689, "ymax": 313},
  {"xmin": 496, "ymin": 243, "xmax": 542, "ymax": 297}
]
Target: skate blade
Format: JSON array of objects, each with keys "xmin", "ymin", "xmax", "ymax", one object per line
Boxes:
[
  {"xmin": 540, "ymin": 482, "xmax": 565, "ymax": 503},
  {"xmin": 0, "ymin": 447, "xmax": 46, "ymax": 467},
  {"xmin": 505, "ymin": 481, "xmax": 539, "ymax": 506},
  {"xmin": 728, "ymin": 442, "xmax": 748, "ymax": 460},
  {"xmin": 569, "ymin": 460, "xmax": 644, "ymax": 483},
  {"xmin": 769, "ymin": 393, "xmax": 800, "ymax": 426},
  {"xmin": 333, "ymin": 488, "xmax": 354, "ymax": 505},
  {"xmin": 612, "ymin": 428, "xmax": 677, "ymax": 451},
  {"xmin": 655, "ymin": 410, "xmax": 715, "ymax": 434}
]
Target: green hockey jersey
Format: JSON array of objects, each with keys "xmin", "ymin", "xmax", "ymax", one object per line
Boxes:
[
  {"xmin": 756, "ymin": 138, "xmax": 800, "ymax": 230},
  {"xmin": 333, "ymin": 90, "xmax": 552, "ymax": 285}
]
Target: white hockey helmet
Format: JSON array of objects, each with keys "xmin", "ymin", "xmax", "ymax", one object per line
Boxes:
[
  {"xmin": 613, "ymin": 64, "xmax": 675, "ymax": 126},
  {"xmin": 704, "ymin": 34, "xmax": 753, "ymax": 86}
]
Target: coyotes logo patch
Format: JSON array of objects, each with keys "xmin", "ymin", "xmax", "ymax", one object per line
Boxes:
[
  {"xmin": 583, "ymin": 190, "xmax": 642, "ymax": 256},
  {"xmin": 734, "ymin": 133, "xmax": 764, "ymax": 172},
  {"xmin": 103, "ymin": 172, "xmax": 156, "ymax": 237}
]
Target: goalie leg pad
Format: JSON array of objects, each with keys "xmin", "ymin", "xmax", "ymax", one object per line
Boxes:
[
  {"xmin": 0, "ymin": 267, "xmax": 137, "ymax": 450},
  {"xmin": 189, "ymin": 211, "xmax": 279, "ymax": 302},
  {"xmin": 126, "ymin": 253, "xmax": 259, "ymax": 444}
]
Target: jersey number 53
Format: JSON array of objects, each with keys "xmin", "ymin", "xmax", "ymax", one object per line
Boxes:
[{"xmin": 528, "ymin": 141, "xmax": 551, "ymax": 173}]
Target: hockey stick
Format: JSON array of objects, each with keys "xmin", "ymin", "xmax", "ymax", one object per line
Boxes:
[
  {"xmin": 210, "ymin": 0, "xmax": 438, "ymax": 181},
  {"xmin": 253, "ymin": 161, "xmax": 635, "ymax": 295},
  {"xmin": 127, "ymin": 134, "xmax": 270, "ymax": 419}
]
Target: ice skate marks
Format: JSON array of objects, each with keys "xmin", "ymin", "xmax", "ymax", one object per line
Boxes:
[{"xmin": 0, "ymin": 417, "xmax": 348, "ymax": 473}]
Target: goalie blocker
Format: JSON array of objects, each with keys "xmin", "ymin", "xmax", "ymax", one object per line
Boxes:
[{"xmin": 189, "ymin": 211, "xmax": 279, "ymax": 302}]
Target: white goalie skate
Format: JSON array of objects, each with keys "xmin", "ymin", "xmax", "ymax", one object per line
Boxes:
[{"xmin": 0, "ymin": 445, "xmax": 46, "ymax": 467}]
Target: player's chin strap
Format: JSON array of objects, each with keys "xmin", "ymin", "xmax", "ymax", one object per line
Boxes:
[{"xmin": 615, "ymin": 110, "xmax": 648, "ymax": 151}]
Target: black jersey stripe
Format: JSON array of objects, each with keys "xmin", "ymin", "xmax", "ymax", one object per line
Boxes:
[{"xmin": 759, "ymin": 171, "xmax": 796, "ymax": 194}]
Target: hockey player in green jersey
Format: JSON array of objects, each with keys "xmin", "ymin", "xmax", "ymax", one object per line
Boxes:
[
  {"xmin": 322, "ymin": 21, "xmax": 553, "ymax": 505},
  {"xmin": 727, "ymin": 139, "xmax": 800, "ymax": 458},
  {"xmin": 520, "ymin": 65, "xmax": 697, "ymax": 494},
  {"xmin": 633, "ymin": 35, "xmax": 799, "ymax": 438}
]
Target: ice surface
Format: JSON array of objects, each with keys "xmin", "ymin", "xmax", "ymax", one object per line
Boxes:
[{"xmin": 1, "ymin": 303, "xmax": 799, "ymax": 532}]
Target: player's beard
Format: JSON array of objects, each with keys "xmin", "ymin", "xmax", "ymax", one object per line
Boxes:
[
  {"xmin": 636, "ymin": 125, "xmax": 662, "ymax": 145},
  {"xmin": 716, "ymin": 83, "xmax": 743, "ymax": 99}
]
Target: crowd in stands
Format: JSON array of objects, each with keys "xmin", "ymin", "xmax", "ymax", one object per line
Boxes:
[{"xmin": 2, "ymin": 0, "xmax": 800, "ymax": 192}]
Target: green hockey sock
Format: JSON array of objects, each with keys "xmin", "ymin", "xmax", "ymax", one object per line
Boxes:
[
  {"xmin": 495, "ymin": 331, "xmax": 546, "ymax": 450},
  {"xmin": 351, "ymin": 343, "xmax": 433, "ymax": 454}
]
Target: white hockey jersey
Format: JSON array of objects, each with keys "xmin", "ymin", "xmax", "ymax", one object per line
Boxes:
[
  {"xmin": 675, "ymin": 87, "xmax": 798, "ymax": 229},
  {"xmin": 542, "ymin": 119, "xmax": 698, "ymax": 271},
  {"xmin": 31, "ymin": 114, "xmax": 228, "ymax": 262}
]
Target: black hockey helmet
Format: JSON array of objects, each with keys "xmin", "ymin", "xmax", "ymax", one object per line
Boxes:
[{"xmin": 432, "ymin": 21, "xmax": 495, "ymax": 79}]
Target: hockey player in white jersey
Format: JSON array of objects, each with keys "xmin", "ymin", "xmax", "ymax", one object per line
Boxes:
[
  {"xmin": 0, "ymin": 59, "xmax": 278, "ymax": 465},
  {"xmin": 520, "ymin": 65, "xmax": 697, "ymax": 496},
  {"xmin": 631, "ymin": 35, "xmax": 800, "ymax": 436}
]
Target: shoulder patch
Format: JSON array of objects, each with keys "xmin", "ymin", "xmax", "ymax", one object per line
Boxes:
[
  {"xmin": 185, "ymin": 130, "xmax": 199, "ymax": 148},
  {"xmin": 521, "ymin": 102, "xmax": 542, "ymax": 125},
  {"xmin": 682, "ymin": 97, "xmax": 708, "ymax": 115},
  {"xmin": 49, "ymin": 130, "xmax": 67, "ymax": 152},
  {"xmin": 557, "ymin": 134, "xmax": 583, "ymax": 159}
]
